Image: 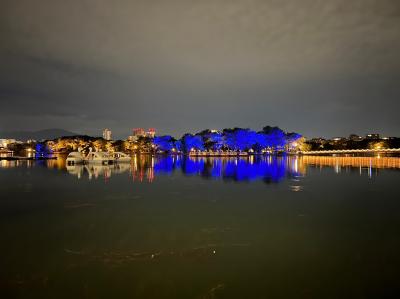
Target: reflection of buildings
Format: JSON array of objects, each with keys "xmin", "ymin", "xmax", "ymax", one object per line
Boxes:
[
  {"xmin": 61, "ymin": 155, "xmax": 400, "ymax": 182},
  {"xmin": 130, "ymin": 155, "xmax": 154, "ymax": 182},
  {"xmin": 64, "ymin": 156, "xmax": 155, "ymax": 182},
  {"xmin": 1, "ymin": 160, "xmax": 18, "ymax": 168},
  {"xmin": 45, "ymin": 157, "xmax": 66, "ymax": 169},
  {"xmin": 1, "ymin": 153, "xmax": 399, "ymax": 185}
]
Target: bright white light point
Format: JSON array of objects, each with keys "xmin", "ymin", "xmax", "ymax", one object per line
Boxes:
[{"xmin": 213, "ymin": 250, "xmax": 216, "ymax": 254}]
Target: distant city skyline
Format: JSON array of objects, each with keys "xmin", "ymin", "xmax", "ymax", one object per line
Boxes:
[
  {"xmin": 1, "ymin": 0, "xmax": 400, "ymax": 138},
  {"xmin": 0, "ymin": 127, "xmax": 395, "ymax": 142}
]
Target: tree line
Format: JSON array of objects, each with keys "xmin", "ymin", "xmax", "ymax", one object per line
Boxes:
[
  {"xmin": 153, "ymin": 126, "xmax": 305, "ymax": 153},
  {"xmin": 31, "ymin": 126, "xmax": 305, "ymax": 155}
]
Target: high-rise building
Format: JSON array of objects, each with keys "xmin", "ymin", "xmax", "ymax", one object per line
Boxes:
[
  {"xmin": 132, "ymin": 128, "xmax": 156, "ymax": 139},
  {"xmin": 133, "ymin": 128, "xmax": 146, "ymax": 137},
  {"xmin": 103, "ymin": 128, "xmax": 112, "ymax": 140},
  {"xmin": 146, "ymin": 128, "xmax": 156, "ymax": 138}
]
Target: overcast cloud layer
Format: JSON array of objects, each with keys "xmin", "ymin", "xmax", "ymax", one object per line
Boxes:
[{"xmin": 1, "ymin": 0, "xmax": 399, "ymax": 138}]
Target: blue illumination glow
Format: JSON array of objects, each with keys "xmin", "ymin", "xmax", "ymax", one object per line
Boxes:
[
  {"xmin": 153, "ymin": 156, "xmax": 301, "ymax": 183},
  {"xmin": 182, "ymin": 134, "xmax": 205, "ymax": 152},
  {"xmin": 153, "ymin": 135, "xmax": 174, "ymax": 152},
  {"xmin": 35, "ymin": 143, "xmax": 52, "ymax": 158}
]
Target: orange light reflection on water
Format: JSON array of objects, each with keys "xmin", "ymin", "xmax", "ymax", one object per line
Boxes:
[
  {"xmin": 301, "ymin": 156, "xmax": 400, "ymax": 169},
  {"xmin": 1, "ymin": 155, "xmax": 399, "ymax": 182}
]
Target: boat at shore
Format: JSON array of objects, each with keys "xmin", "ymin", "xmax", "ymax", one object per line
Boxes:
[
  {"xmin": 85, "ymin": 151, "xmax": 114, "ymax": 165},
  {"xmin": 66, "ymin": 152, "xmax": 85, "ymax": 165}
]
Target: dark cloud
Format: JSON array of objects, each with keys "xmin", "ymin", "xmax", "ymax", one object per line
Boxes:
[{"xmin": 1, "ymin": 0, "xmax": 399, "ymax": 138}]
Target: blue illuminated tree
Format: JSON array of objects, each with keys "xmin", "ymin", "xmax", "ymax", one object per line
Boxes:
[
  {"xmin": 181, "ymin": 134, "xmax": 205, "ymax": 152},
  {"xmin": 153, "ymin": 135, "xmax": 174, "ymax": 152},
  {"xmin": 209, "ymin": 132, "xmax": 224, "ymax": 150},
  {"xmin": 157, "ymin": 126, "xmax": 303, "ymax": 154},
  {"xmin": 174, "ymin": 140, "xmax": 183, "ymax": 152},
  {"xmin": 253, "ymin": 132, "xmax": 269, "ymax": 152},
  {"xmin": 262, "ymin": 126, "xmax": 287, "ymax": 150},
  {"xmin": 35, "ymin": 142, "xmax": 52, "ymax": 158},
  {"xmin": 223, "ymin": 128, "xmax": 257, "ymax": 151},
  {"xmin": 201, "ymin": 131, "xmax": 224, "ymax": 150}
]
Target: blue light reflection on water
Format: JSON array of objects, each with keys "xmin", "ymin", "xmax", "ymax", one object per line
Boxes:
[
  {"xmin": 152, "ymin": 155, "xmax": 302, "ymax": 183},
  {"xmin": 49, "ymin": 155, "xmax": 400, "ymax": 182},
  {"xmin": 42, "ymin": 155, "xmax": 304, "ymax": 183},
  {"xmin": 1, "ymin": 154, "xmax": 400, "ymax": 298},
  {"xmin": 10, "ymin": 155, "xmax": 400, "ymax": 183}
]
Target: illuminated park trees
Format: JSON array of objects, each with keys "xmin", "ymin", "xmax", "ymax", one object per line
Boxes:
[
  {"xmin": 181, "ymin": 134, "xmax": 205, "ymax": 152},
  {"xmin": 37, "ymin": 125, "xmax": 304, "ymax": 154},
  {"xmin": 157, "ymin": 126, "xmax": 303, "ymax": 153},
  {"xmin": 153, "ymin": 135, "xmax": 175, "ymax": 152}
]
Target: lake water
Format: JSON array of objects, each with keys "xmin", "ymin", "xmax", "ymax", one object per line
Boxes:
[{"xmin": 1, "ymin": 155, "xmax": 400, "ymax": 298}]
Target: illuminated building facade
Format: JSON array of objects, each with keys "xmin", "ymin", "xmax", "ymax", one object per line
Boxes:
[
  {"xmin": 130, "ymin": 128, "xmax": 156, "ymax": 140},
  {"xmin": 349, "ymin": 134, "xmax": 363, "ymax": 141},
  {"xmin": 147, "ymin": 128, "xmax": 156, "ymax": 138},
  {"xmin": 103, "ymin": 128, "xmax": 112, "ymax": 140},
  {"xmin": 366, "ymin": 133, "xmax": 380, "ymax": 139},
  {"xmin": 0, "ymin": 139, "xmax": 17, "ymax": 148},
  {"xmin": 133, "ymin": 128, "xmax": 145, "ymax": 137}
]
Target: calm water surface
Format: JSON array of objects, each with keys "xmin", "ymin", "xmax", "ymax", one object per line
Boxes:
[{"xmin": 0, "ymin": 155, "xmax": 400, "ymax": 298}]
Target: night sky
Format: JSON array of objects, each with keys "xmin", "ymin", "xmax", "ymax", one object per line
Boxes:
[{"xmin": 1, "ymin": 0, "xmax": 399, "ymax": 139}]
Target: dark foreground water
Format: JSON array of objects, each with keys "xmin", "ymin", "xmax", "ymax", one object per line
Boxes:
[{"xmin": 0, "ymin": 155, "xmax": 400, "ymax": 299}]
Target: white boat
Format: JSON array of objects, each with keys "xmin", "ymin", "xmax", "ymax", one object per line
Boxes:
[
  {"xmin": 112, "ymin": 152, "xmax": 131, "ymax": 163},
  {"xmin": 85, "ymin": 151, "xmax": 114, "ymax": 164},
  {"xmin": 66, "ymin": 152, "xmax": 85, "ymax": 165}
]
